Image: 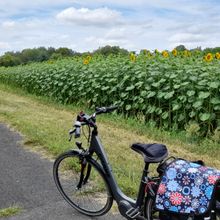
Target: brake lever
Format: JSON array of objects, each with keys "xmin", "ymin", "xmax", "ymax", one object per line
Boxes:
[{"xmin": 69, "ymin": 129, "xmax": 75, "ymax": 142}]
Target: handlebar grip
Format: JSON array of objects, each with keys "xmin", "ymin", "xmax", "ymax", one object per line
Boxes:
[
  {"xmin": 95, "ymin": 106, "xmax": 118, "ymax": 114},
  {"xmin": 106, "ymin": 106, "xmax": 118, "ymax": 112},
  {"xmin": 74, "ymin": 121, "xmax": 81, "ymax": 138},
  {"xmin": 75, "ymin": 127, "xmax": 81, "ymax": 138}
]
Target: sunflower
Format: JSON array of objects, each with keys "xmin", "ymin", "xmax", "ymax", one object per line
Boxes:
[
  {"xmin": 183, "ymin": 50, "xmax": 189, "ymax": 57},
  {"xmin": 130, "ymin": 53, "xmax": 136, "ymax": 62},
  {"xmin": 204, "ymin": 53, "xmax": 213, "ymax": 62},
  {"xmin": 83, "ymin": 58, "xmax": 89, "ymax": 65},
  {"xmin": 215, "ymin": 52, "xmax": 220, "ymax": 60},
  {"xmin": 172, "ymin": 48, "xmax": 178, "ymax": 57},
  {"xmin": 162, "ymin": 50, "xmax": 169, "ymax": 58}
]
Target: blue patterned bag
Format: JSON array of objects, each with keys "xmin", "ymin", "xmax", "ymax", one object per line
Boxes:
[{"xmin": 155, "ymin": 159, "xmax": 220, "ymax": 217}]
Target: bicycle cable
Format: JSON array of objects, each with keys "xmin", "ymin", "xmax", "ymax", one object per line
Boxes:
[{"xmin": 82, "ymin": 125, "xmax": 91, "ymax": 144}]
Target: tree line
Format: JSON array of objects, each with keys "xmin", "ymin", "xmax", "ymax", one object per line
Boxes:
[
  {"xmin": 0, "ymin": 47, "xmax": 78, "ymax": 67},
  {"xmin": 0, "ymin": 46, "xmax": 130, "ymax": 67},
  {"xmin": 0, "ymin": 45, "xmax": 219, "ymax": 67}
]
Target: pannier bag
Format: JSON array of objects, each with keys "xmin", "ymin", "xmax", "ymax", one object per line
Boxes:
[{"xmin": 155, "ymin": 159, "xmax": 220, "ymax": 219}]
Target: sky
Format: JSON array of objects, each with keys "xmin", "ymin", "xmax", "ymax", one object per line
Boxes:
[{"xmin": 0, "ymin": 0, "xmax": 220, "ymax": 55}]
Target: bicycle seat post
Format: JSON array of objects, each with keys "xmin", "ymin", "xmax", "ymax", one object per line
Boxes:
[{"xmin": 135, "ymin": 163, "xmax": 150, "ymax": 208}]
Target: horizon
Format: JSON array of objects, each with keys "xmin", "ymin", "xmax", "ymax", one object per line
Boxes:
[{"xmin": 0, "ymin": 44, "xmax": 214, "ymax": 57}]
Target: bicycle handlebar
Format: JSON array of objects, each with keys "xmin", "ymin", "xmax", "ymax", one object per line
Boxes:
[{"xmin": 72, "ymin": 106, "xmax": 117, "ymax": 139}]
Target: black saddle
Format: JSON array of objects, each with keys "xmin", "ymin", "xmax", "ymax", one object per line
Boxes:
[{"xmin": 131, "ymin": 143, "xmax": 168, "ymax": 163}]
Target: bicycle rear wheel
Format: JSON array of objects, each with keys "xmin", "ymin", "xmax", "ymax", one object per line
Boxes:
[
  {"xmin": 145, "ymin": 197, "xmax": 160, "ymax": 220},
  {"xmin": 216, "ymin": 200, "xmax": 220, "ymax": 220},
  {"xmin": 53, "ymin": 150, "xmax": 113, "ymax": 216},
  {"xmin": 145, "ymin": 197, "xmax": 220, "ymax": 220}
]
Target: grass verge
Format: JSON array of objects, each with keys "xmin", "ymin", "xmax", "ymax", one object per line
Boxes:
[
  {"xmin": 0, "ymin": 83, "xmax": 220, "ymax": 196},
  {"xmin": 0, "ymin": 206, "xmax": 22, "ymax": 218}
]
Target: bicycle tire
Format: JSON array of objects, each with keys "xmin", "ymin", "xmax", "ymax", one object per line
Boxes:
[
  {"xmin": 216, "ymin": 203, "xmax": 220, "ymax": 220},
  {"xmin": 53, "ymin": 150, "xmax": 113, "ymax": 216},
  {"xmin": 145, "ymin": 197, "xmax": 220, "ymax": 220},
  {"xmin": 144, "ymin": 197, "xmax": 160, "ymax": 220}
]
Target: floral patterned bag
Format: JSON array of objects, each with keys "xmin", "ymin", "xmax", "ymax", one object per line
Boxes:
[{"xmin": 155, "ymin": 159, "xmax": 220, "ymax": 217}]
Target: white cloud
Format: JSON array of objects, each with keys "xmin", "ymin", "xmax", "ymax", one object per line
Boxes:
[
  {"xmin": 2, "ymin": 21, "xmax": 15, "ymax": 28},
  {"xmin": 0, "ymin": 41, "xmax": 11, "ymax": 49},
  {"xmin": 105, "ymin": 28, "xmax": 126, "ymax": 40},
  {"xmin": 144, "ymin": 0, "xmax": 210, "ymax": 15},
  {"xmin": 56, "ymin": 7, "xmax": 122, "ymax": 27},
  {"xmin": 73, "ymin": 0, "xmax": 146, "ymax": 7},
  {"xmin": 169, "ymin": 33, "xmax": 206, "ymax": 44},
  {"xmin": 85, "ymin": 36, "xmax": 135, "ymax": 51}
]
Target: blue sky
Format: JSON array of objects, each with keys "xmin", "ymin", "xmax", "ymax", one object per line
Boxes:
[{"xmin": 0, "ymin": 0, "xmax": 220, "ymax": 55}]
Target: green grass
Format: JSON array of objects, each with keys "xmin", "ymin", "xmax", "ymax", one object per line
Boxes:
[
  {"xmin": 0, "ymin": 206, "xmax": 22, "ymax": 217},
  {"xmin": 0, "ymin": 83, "xmax": 220, "ymax": 196}
]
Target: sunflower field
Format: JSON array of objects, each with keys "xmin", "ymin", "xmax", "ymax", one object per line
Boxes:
[{"xmin": 0, "ymin": 50, "xmax": 220, "ymax": 136}]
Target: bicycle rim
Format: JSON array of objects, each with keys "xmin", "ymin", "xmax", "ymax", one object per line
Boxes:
[{"xmin": 53, "ymin": 151, "xmax": 113, "ymax": 216}]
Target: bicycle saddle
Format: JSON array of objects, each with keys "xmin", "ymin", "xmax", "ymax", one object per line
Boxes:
[{"xmin": 131, "ymin": 143, "xmax": 168, "ymax": 163}]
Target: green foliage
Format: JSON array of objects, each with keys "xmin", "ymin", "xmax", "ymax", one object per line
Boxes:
[
  {"xmin": 0, "ymin": 54, "xmax": 220, "ymax": 136},
  {"xmin": 0, "ymin": 53, "xmax": 21, "ymax": 67},
  {"xmin": 175, "ymin": 45, "xmax": 187, "ymax": 51},
  {"xmin": 0, "ymin": 45, "xmax": 129, "ymax": 67},
  {"xmin": 185, "ymin": 121, "xmax": 200, "ymax": 142},
  {"xmin": 203, "ymin": 47, "xmax": 220, "ymax": 54},
  {"xmin": 55, "ymin": 47, "xmax": 74, "ymax": 57},
  {"xmin": 50, "ymin": 53, "xmax": 63, "ymax": 60},
  {"xmin": 93, "ymin": 45, "xmax": 129, "ymax": 56},
  {"xmin": 0, "ymin": 47, "xmax": 77, "ymax": 67},
  {"xmin": 1, "ymin": 45, "xmax": 219, "ymax": 67},
  {"xmin": 211, "ymin": 127, "xmax": 220, "ymax": 143}
]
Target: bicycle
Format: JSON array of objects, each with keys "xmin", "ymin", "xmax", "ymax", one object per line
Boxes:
[{"xmin": 53, "ymin": 106, "xmax": 220, "ymax": 220}]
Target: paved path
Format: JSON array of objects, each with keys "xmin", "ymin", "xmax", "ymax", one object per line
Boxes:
[{"xmin": 0, "ymin": 123, "xmax": 124, "ymax": 220}]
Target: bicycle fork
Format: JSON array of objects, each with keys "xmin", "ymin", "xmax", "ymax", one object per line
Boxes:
[{"xmin": 76, "ymin": 158, "xmax": 92, "ymax": 189}]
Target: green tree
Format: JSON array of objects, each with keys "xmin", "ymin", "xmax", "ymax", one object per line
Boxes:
[
  {"xmin": 203, "ymin": 47, "xmax": 220, "ymax": 54},
  {"xmin": 55, "ymin": 47, "xmax": 73, "ymax": 57},
  {"xmin": 175, "ymin": 45, "xmax": 187, "ymax": 51},
  {"xmin": 50, "ymin": 53, "xmax": 63, "ymax": 60},
  {"xmin": 93, "ymin": 45, "xmax": 129, "ymax": 56},
  {"xmin": 0, "ymin": 54, "xmax": 20, "ymax": 67}
]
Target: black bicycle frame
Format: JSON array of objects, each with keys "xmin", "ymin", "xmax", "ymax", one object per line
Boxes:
[{"xmin": 89, "ymin": 129, "xmax": 149, "ymax": 219}]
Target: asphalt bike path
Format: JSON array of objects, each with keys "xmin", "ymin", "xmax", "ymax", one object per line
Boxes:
[{"xmin": 0, "ymin": 123, "xmax": 124, "ymax": 220}]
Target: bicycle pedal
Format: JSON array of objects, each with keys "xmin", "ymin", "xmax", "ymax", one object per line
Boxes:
[{"xmin": 126, "ymin": 207, "xmax": 141, "ymax": 219}]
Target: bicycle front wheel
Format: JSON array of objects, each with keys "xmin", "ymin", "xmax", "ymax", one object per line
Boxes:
[{"xmin": 53, "ymin": 150, "xmax": 113, "ymax": 216}]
